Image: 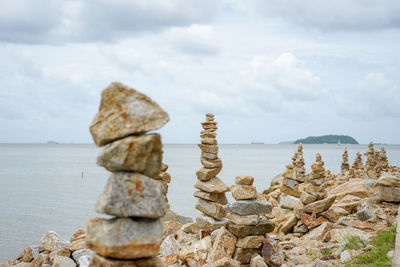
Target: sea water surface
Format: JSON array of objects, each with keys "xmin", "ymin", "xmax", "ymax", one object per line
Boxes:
[{"xmin": 1, "ymin": 143, "xmax": 400, "ymax": 261}]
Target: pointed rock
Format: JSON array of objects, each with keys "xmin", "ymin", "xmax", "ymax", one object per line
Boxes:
[{"xmin": 90, "ymin": 82, "xmax": 169, "ymax": 146}]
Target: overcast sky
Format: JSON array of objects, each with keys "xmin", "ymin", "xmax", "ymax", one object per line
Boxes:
[{"xmin": 1, "ymin": 0, "xmax": 399, "ymax": 144}]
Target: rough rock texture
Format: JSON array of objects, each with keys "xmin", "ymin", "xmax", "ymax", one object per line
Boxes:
[
  {"xmin": 95, "ymin": 172, "xmax": 167, "ymax": 218},
  {"xmin": 71, "ymin": 249, "xmax": 95, "ymax": 265},
  {"xmin": 196, "ymin": 167, "xmax": 222, "ymax": 181},
  {"xmin": 86, "ymin": 217, "xmax": 163, "ymax": 259},
  {"xmin": 194, "ymin": 191, "xmax": 228, "ymax": 205},
  {"xmin": 196, "ymin": 215, "xmax": 228, "ymax": 232},
  {"xmin": 304, "ymin": 195, "xmax": 336, "ymax": 214},
  {"xmin": 160, "ymin": 235, "xmax": 180, "ymax": 257},
  {"xmin": 232, "ymin": 248, "xmax": 258, "ymax": 264},
  {"xmin": 208, "ymin": 227, "xmax": 237, "ymax": 263},
  {"xmin": 194, "ymin": 177, "xmax": 229, "ymax": 193},
  {"xmin": 210, "ymin": 257, "xmax": 240, "ymax": 267},
  {"xmin": 236, "ymin": 236, "xmax": 264, "ymax": 249},
  {"xmin": 97, "ymin": 134, "xmax": 162, "ymax": 177},
  {"xmin": 230, "ymin": 185, "xmax": 258, "ymax": 200},
  {"xmin": 250, "ymin": 255, "xmax": 268, "ymax": 267},
  {"xmin": 235, "ymin": 175, "xmax": 254, "ymax": 186},
  {"xmin": 89, "ymin": 254, "xmax": 164, "ymax": 267},
  {"xmin": 89, "ymin": 82, "xmax": 169, "ymax": 146},
  {"xmin": 195, "ymin": 198, "xmax": 226, "ymax": 219},
  {"xmin": 40, "ymin": 231, "xmax": 69, "ymax": 252},
  {"xmin": 378, "ymin": 186, "xmax": 400, "ymax": 202},
  {"xmin": 52, "ymin": 255, "xmax": 76, "ymax": 267},
  {"xmin": 226, "ymin": 213, "xmax": 259, "ymax": 226},
  {"xmin": 224, "ymin": 200, "xmax": 273, "ymax": 216},
  {"xmin": 226, "ymin": 221, "xmax": 275, "ymax": 238},
  {"xmin": 261, "ymin": 238, "xmax": 284, "ymax": 267}
]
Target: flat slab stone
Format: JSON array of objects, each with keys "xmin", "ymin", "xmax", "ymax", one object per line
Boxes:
[
  {"xmin": 196, "ymin": 167, "xmax": 221, "ymax": 181},
  {"xmin": 201, "ymin": 158, "xmax": 222, "ymax": 168},
  {"xmin": 304, "ymin": 195, "xmax": 336, "ymax": 214},
  {"xmin": 194, "ymin": 190, "xmax": 228, "ymax": 205},
  {"xmin": 224, "ymin": 200, "xmax": 273, "ymax": 216},
  {"xmin": 230, "ymin": 185, "xmax": 257, "ymax": 200},
  {"xmin": 196, "ymin": 215, "xmax": 228, "ymax": 232},
  {"xmin": 194, "ymin": 177, "xmax": 228, "ymax": 193},
  {"xmin": 95, "ymin": 172, "xmax": 167, "ymax": 218},
  {"xmin": 235, "ymin": 175, "xmax": 254, "ymax": 186},
  {"xmin": 86, "ymin": 217, "xmax": 163, "ymax": 259},
  {"xmin": 226, "ymin": 213, "xmax": 259, "ymax": 226},
  {"xmin": 97, "ymin": 134, "xmax": 162, "ymax": 177},
  {"xmin": 378, "ymin": 186, "xmax": 400, "ymax": 202},
  {"xmin": 198, "ymin": 144, "xmax": 218, "ymax": 154},
  {"xmin": 195, "ymin": 198, "xmax": 225, "ymax": 219},
  {"xmin": 89, "ymin": 254, "xmax": 164, "ymax": 267},
  {"xmin": 236, "ymin": 235, "xmax": 264, "ymax": 249},
  {"xmin": 89, "ymin": 82, "xmax": 169, "ymax": 146},
  {"xmin": 226, "ymin": 220, "xmax": 275, "ymax": 238}
]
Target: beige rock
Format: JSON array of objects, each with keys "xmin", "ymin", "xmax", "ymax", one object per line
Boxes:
[
  {"xmin": 237, "ymin": 236, "xmax": 264, "ymax": 249},
  {"xmin": 202, "ymin": 137, "xmax": 217, "ymax": 145},
  {"xmin": 375, "ymin": 174, "xmax": 400, "ymax": 187},
  {"xmin": 325, "ymin": 228, "xmax": 372, "ymax": 244},
  {"xmin": 40, "ymin": 231, "xmax": 69, "ymax": 252},
  {"xmin": 282, "ymin": 178, "xmax": 299, "ymax": 190},
  {"xmin": 196, "ymin": 167, "xmax": 222, "ymax": 181},
  {"xmin": 332, "ymin": 195, "xmax": 362, "ymax": 213},
  {"xmin": 96, "ymin": 134, "xmax": 162, "ymax": 177},
  {"xmin": 201, "ymin": 131, "xmax": 217, "ymax": 139},
  {"xmin": 194, "ymin": 191, "xmax": 228, "ymax": 205},
  {"xmin": 226, "ymin": 221, "xmax": 275, "ymax": 238},
  {"xmin": 320, "ymin": 207, "xmax": 349, "ymax": 223},
  {"xmin": 300, "ymin": 191, "xmax": 317, "ymax": 204},
  {"xmin": 208, "ymin": 227, "xmax": 237, "ymax": 264},
  {"xmin": 224, "ymin": 200, "xmax": 273, "ymax": 216},
  {"xmin": 196, "ymin": 215, "xmax": 228, "ymax": 232},
  {"xmin": 201, "ymin": 122, "xmax": 218, "ymax": 130},
  {"xmin": 303, "ymin": 222, "xmax": 334, "ymax": 240},
  {"xmin": 89, "ymin": 82, "xmax": 169, "ymax": 146},
  {"xmin": 194, "ymin": 177, "xmax": 228, "ymax": 193},
  {"xmin": 195, "ymin": 198, "xmax": 226, "ymax": 219},
  {"xmin": 89, "ymin": 254, "xmax": 164, "ymax": 267},
  {"xmin": 327, "ymin": 180, "xmax": 370, "ymax": 198},
  {"xmin": 162, "ymin": 221, "xmax": 183, "ymax": 238},
  {"xmin": 300, "ymin": 213, "xmax": 313, "ymax": 226},
  {"xmin": 250, "ymin": 255, "xmax": 268, "ymax": 267},
  {"xmin": 304, "ymin": 195, "xmax": 336, "ymax": 214},
  {"xmin": 86, "ymin": 217, "xmax": 162, "ymax": 259},
  {"xmin": 378, "ymin": 186, "xmax": 400, "ymax": 202},
  {"xmin": 226, "ymin": 213, "xmax": 259, "ymax": 226},
  {"xmin": 202, "ymin": 151, "xmax": 219, "ymax": 160},
  {"xmin": 230, "ymin": 185, "xmax": 258, "ymax": 200},
  {"xmin": 308, "ymin": 216, "xmax": 327, "ymax": 229},
  {"xmin": 18, "ymin": 246, "xmax": 40, "ymax": 262},
  {"xmin": 95, "ymin": 172, "xmax": 167, "ymax": 218},
  {"xmin": 181, "ymin": 222, "xmax": 200, "ymax": 234},
  {"xmin": 261, "ymin": 238, "xmax": 284, "ymax": 267},
  {"xmin": 69, "ymin": 230, "xmax": 86, "ymax": 252},
  {"xmin": 280, "ymin": 215, "xmax": 297, "ymax": 234},
  {"xmin": 201, "ymin": 158, "xmax": 223, "ymax": 168},
  {"xmin": 198, "ymin": 144, "xmax": 218, "ymax": 154},
  {"xmin": 160, "ymin": 235, "xmax": 180, "ymax": 257},
  {"xmin": 280, "ymin": 194, "xmax": 302, "ymax": 210},
  {"xmin": 293, "ymin": 201, "xmax": 305, "ymax": 219},
  {"xmin": 232, "ymin": 248, "xmax": 259, "ymax": 264},
  {"xmin": 210, "ymin": 257, "xmax": 241, "ymax": 267},
  {"xmin": 49, "ymin": 247, "xmax": 71, "ymax": 262},
  {"xmin": 51, "ymin": 255, "xmax": 76, "ymax": 267},
  {"xmin": 193, "ymin": 236, "xmax": 212, "ymax": 262},
  {"xmin": 280, "ymin": 185, "xmax": 301, "ymax": 198},
  {"xmin": 235, "ymin": 175, "xmax": 254, "ymax": 186}
]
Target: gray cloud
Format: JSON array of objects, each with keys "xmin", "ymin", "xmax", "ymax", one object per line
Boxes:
[
  {"xmin": 245, "ymin": 0, "xmax": 400, "ymax": 31},
  {"xmin": 0, "ymin": 0, "xmax": 222, "ymax": 44}
]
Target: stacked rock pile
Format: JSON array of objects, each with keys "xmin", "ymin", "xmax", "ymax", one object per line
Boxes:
[
  {"xmin": 375, "ymin": 147, "xmax": 389, "ymax": 175},
  {"xmin": 364, "ymin": 142, "xmax": 378, "ymax": 172},
  {"xmin": 86, "ymin": 82, "xmax": 169, "ymax": 266},
  {"xmin": 193, "ymin": 113, "xmax": 229, "ymax": 231},
  {"xmin": 158, "ymin": 162, "xmax": 171, "ymax": 206},
  {"xmin": 222, "ymin": 176, "xmax": 275, "ymax": 265},
  {"xmin": 310, "ymin": 153, "xmax": 326, "ymax": 186},
  {"xmin": 351, "ymin": 152, "xmax": 364, "ymax": 178},
  {"xmin": 341, "ymin": 148, "xmax": 350, "ymax": 174},
  {"xmin": 280, "ymin": 143, "xmax": 306, "ymax": 198}
]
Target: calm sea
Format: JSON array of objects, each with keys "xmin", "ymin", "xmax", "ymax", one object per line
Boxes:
[{"xmin": 1, "ymin": 143, "xmax": 400, "ymax": 261}]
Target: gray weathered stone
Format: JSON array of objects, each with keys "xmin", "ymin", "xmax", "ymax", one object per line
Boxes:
[
  {"xmin": 226, "ymin": 221, "xmax": 275, "ymax": 238},
  {"xmin": 40, "ymin": 231, "xmax": 69, "ymax": 252},
  {"xmin": 71, "ymin": 249, "xmax": 95, "ymax": 265},
  {"xmin": 89, "ymin": 82, "xmax": 169, "ymax": 146},
  {"xmin": 97, "ymin": 134, "xmax": 162, "ymax": 177},
  {"xmin": 95, "ymin": 172, "xmax": 167, "ymax": 218},
  {"xmin": 86, "ymin": 217, "xmax": 163, "ymax": 259},
  {"xmin": 196, "ymin": 215, "xmax": 228, "ymax": 232},
  {"xmin": 224, "ymin": 200, "xmax": 272, "ymax": 216},
  {"xmin": 195, "ymin": 198, "xmax": 226, "ymax": 219}
]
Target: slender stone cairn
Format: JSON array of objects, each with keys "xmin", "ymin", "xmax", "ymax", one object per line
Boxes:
[
  {"xmin": 157, "ymin": 162, "xmax": 171, "ymax": 206},
  {"xmin": 365, "ymin": 142, "xmax": 378, "ymax": 171},
  {"xmin": 281, "ymin": 143, "xmax": 306, "ymax": 198},
  {"xmin": 194, "ymin": 113, "xmax": 229, "ymax": 231},
  {"xmin": 223, "ymin": 175, "xmax": 275, "ymax": 265},
  {"xmin": 351, "ymin": 152, "xmax": 364, "ymax": 178},
  {"xmin": 341, "ymin": 148, "xmax": 350, "ymax": 174},
  {"xmin": 310, "ymin": 153, "xmax": 326, "ymax": 186},
  {"xmin": 375, "ymin": 147, "xmax": 389, "ymax": 176},
  {"xmin": 86, "ymin": 82, "xmax": 169, "ymax": 266}
]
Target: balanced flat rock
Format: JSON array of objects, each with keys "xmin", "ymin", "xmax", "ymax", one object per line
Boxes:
[
  {"xmin": 193, "ymin": 190, "xmax": 228, "ymax": 205},
  {"xmin": 224, "ymin": 199, "xmax": 273, "ymax": 216},
  {"xmin": 86, "ymin": 217, "xmax": 163, "ymax": 260},
  {"xmin": 195, "ymin": 198, "xmax": 225, "ymax": 219},
  {"xmin": 226, "ymin": 220, "xmax": 275, "ymax": 238},
  {"xmin": 95, "ymin": 172, "xmax": 167, "ymax": 218},
  {"xmin": 97, "ymin": 134, "xmax": 162, "ymax": 177},
  {"xmin": 194, "ymin": 177, "xmax": 228, "ymax": 193},
  {"xmin": 196, "ymin": 167, "xmax": 221, "ymax": 181},
  {"xmin": 89, "ymin": 254, "xmax": 164, "ymax": 267},
  {"xmin": 90, "ymin": 82, "xmax": 169, "ymax": 146}
]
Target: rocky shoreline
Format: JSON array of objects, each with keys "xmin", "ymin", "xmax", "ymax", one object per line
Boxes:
[{"xmin": 2, "ymin": 82, "xmax": 399, "ymax": 267}]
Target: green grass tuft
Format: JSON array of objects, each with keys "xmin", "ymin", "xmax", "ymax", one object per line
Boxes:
[
  {"xmin": 321, "ymin": 247, "xmax": 332, "ymax": 257},
  {"xmin": 345, "ymin": 224, "xmax": 396, "ymax": 267},
  {"xmin": 343, "ymin": 235, "xmax": 366, "ymax": 251}
]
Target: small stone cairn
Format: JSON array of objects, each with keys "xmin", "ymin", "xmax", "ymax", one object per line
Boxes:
[
  {"xmin": 351, "ymin": 152, "xmax": 364, "ymax": 178},
  {"xmin": 364, "ymin": 142, "xmax": 379, "ymax": 179},
  {"xmin": 341, "ymin": 148, "xmax": 350, "ymax": 174},
  {"xmin": 281, "ymin": 143, "xmax": 306, "ymax": 198},
  {"xmin": 86, "ymin": 82, "xmax": 169, "ymax": 266},
  {"xmin": 375, "ymin": 147, "xmax": 389, "ymax": 175},
  {"xmin": 310, "ymin": 153, "xmax": 326, "ymax": 186},
  {"xmin": 193, "ymin": 113, "xmax": 229, "ymax": 232},
  {"xmin": 222, "ymin": 175, "xmax": 275, "ymax": 265}
]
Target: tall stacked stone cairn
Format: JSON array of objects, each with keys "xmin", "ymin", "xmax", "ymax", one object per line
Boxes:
[
  {"xmin": 193, "ymin": 113, "xmax": 229, "ymax": 232},
  {"xmin": 351, "ymin": 152, "xmax": 364, "ymax": 178},
  {"xmin": 86, "ymin": 82, "xmax": 169, "ymax": 266},
  {"xmin": 309, "ymin": 153, "xmax": 326, "ymax": 186},
  {"xmin": 341, "ymin": 148, "xmax": 350, "ymax": 174},
  {"xmin": 375, "ymin": 147, "xmax": 389, "ymax": 175},
  {"xmin": 364, "ymin": 141, "xmax": 379, "ymax": 179},
  {"xmin": 280, "ymin": 143, "xmax": 306, "ymax": 198},
  {"xmin": 223, "ymin": 176, "xmax": 275, "ymax": 265}
]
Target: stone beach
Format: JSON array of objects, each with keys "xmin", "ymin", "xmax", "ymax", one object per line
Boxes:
[{"xmin": 2, "ymin": 82, "xmax": 400, "ymax": 267}]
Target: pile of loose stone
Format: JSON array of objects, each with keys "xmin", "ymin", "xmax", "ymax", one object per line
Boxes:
[
  {"xmin": 193, "ymin": 114, "xmax": 229, "ymax": 229},
  {"xmin": 86, "ymin": 82, "xmax": 170, "ymax": 266}
]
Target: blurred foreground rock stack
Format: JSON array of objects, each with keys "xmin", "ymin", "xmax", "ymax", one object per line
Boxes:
[
  {"xmin": 194, "ymin": 114, "xmax": 229, "ymax": 229},
  {"xmin": 87, "ymin": 82, "xmax": 170, "ymax": 266}
]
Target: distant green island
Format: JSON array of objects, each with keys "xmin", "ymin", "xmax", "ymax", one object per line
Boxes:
[{"xmin": 294, "ymin": 135, "xmax": 359, "ymax": 144}]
